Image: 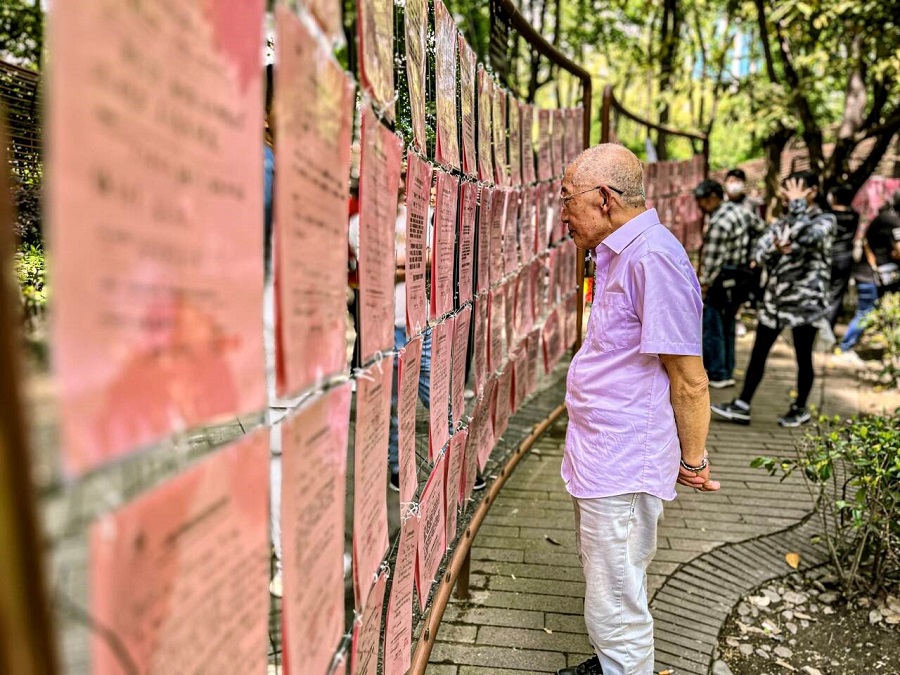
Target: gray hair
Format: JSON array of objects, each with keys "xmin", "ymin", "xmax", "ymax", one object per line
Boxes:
[{"xmin": 568, "ymin": 143, "xmax": 646, "ymax": 208}]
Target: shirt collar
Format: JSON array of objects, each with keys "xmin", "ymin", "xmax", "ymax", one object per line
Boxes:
[{"xmin": 599, "ymin": 208, "xmax": 660, "ymax": 255}]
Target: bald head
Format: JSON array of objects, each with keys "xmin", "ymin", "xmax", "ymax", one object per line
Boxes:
[{"xmin": 567, "ymin": 144, "xmax": 646, "ymax": 208}]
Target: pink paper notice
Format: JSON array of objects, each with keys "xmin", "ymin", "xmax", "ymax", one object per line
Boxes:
[
  {"xmin": 90, "ymin": 430, "xmax": 269, "ymax": 674},
  {"xmin": 508, "ymin": 93, "xmax": 522, "ymax": 187},
  {"xmin": 405, "ymin": 154, "xmax": 434, "ymax": 335},
  {"xmin": 564, "ymin": 293, "xmax": 579, "ymax": 350},
  {"xmin": 446, "ymin": 429, "xmax": 467, "ymax": 543},
  {"xmin": 519, "ymin": 186, "xmax": 536, "ymax": 266},
  {"xmin": 434, "ymin": 0, "xmax": 460, "ymax": 169},
  {"xmin": 522, "ymin": 103, "xmax": 536, "ymax": 185},
  {"xmin": 476, "ymin": 185, "xmax": 494, "ymax": 293},
  {"xmin": 462, "ymin": 412, "xmax": 479, "ymax": 508},
  {"xmin": 503, "ymin": 190, "xmax": 520, "ymax": 276},
  {"xmin": 505, "ymin": 277, "xmax": 519, "ymax": 353},
  {"xmin": 431, "ymin": 170, "xmax": 459, "ymax": 319},
  {"xmin": 525, "ymin": 328, "xmax": 541, "ymax": 397},
  {"xmin": 353, "ymin": 358, "xmax": 394, "ymax": 608},
  {"xmin": 457, "ymin": 181, "xmax": 477, "ymax": 306},
  {"xmin": 537, "ymin": 109, "xmax": 552, "ymax": 181},
  {"xmin": 397, "ymin": 335, "xmax": 423, "ymax": 509},
  {"xmin": 476, "ymin": 67, "xmax": 495, "ymax": 184},
  {"xmin": 488, "ymin": 287, "xmax": 507, "ymax": 373},
  {"xmin": 512, "ymin": 346, "xmax": 527, "ymax": 414},
  {"xmin": 492, "ymin": 83, "xmax": 509, "ymax": 185},
  {"xmin": 451, "ymin": 306, "xmax": 472, "ymax": 426},
  {"xmin": 352, "ymin": 569, "xmax": 388, "ymax": 675},
  {"xmin": 473, "ymin": 295, "xmax": 489, "ymax": 397},
  {"xmin": 358, "ymin": 0, "xmax": 395, "ymax": 119},
  {"xmin": 282, "ymin": 384, "xmax": 352, "ymax": 675},
  {"xmin": 429, "ymin": 321, "xmax": 452, "ymax": 460},
  {"xmin": 416, "ymin": 455, "xmax": 447, "ymax": 610},
  {"xmin": 405, "ymin": 0, "xmax": 428, "ymax": 154},
  {"xmin": 383, "ymin": 516, "xmax": 418, "ymax": 675},
  {"xmin": 490, "ymin": 189, "xmax": 507, "ymax": 282},
  {"xmin": 275, "ymin": 9, "xmax": 354, "ymax": 397},
  {"xmin": 459, "ymin": 36, "xmax": 478, "ymax": 178},
  {"xmin": 50, "ymin": 0, "xmax": 266, "ymax": 475},
  {"xmin": 359, "ymin": 107, "xmax": 402, "ymax": 362},
  {"xmin": 542, "ymin": 307, "xmax": 563, "ymax": 374},
  {"xmin": 494, "ymin": 366, "xmax": 512, "ymax": 440},
  {"xmin": 475, "ymin": 378, "xmax": 498, "ymax": 470}
]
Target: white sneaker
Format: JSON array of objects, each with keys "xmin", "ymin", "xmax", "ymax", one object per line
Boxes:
[
  {"xmin": 708, "ymin": 378, "xmax": 736, "ymax": 389},
  {"xmin": 269, "ymin": 570, "xmax": 283, "ymax": 598},
  {"xmin": 832, "ymin": 350, "xmax": 866, "ymax": 369},
  {"xmin": 735, "ymin": 322, "xmax": 747, "ymax": 337},
  {"xmin": 464, "ymin": 388, "xmax": 476, "ymax": 400}
]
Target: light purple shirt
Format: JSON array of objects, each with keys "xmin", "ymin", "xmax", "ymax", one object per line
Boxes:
[{"xmin": 563, "ymin": 209, "xmax": 702, "ymax": 502}]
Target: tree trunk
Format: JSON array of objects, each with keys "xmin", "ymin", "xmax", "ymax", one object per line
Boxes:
[{"xmin": 763, "ymin": 125, "xmax": 795, "ymax": 219}]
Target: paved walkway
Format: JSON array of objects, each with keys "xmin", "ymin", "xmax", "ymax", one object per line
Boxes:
[{"xmin": 428, "ymin": 332, "xmax": 865, "ymax": 674}]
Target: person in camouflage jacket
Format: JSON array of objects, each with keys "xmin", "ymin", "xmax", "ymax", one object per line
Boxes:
[{"xmin": 712, "ymin": 171, "xmax": 835, "ymax": 428}]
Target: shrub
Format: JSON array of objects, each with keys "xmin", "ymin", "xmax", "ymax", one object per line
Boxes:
[
  {"xmin": 753, "ymin": 414, "xmax": 900, "ymax": 596},
  {"xmin": 11, "ymin": 181, "xmax": 43, "ymax": 248},
  {"xmin": 863, "ymin": 292, "xmax": 900, "ymax": 388},
  {"xmin": 14, "ymin": 242, "xmax": 46, "ymax": 325}
]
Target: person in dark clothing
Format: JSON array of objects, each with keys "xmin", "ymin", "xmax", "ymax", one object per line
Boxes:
[
  {"xmin": 836, "ymin": 191, "xmax": 900, "ymax": 357},
  {"xmin": 826, "ymin": 184, "xmax": 860, "ymax": 327},
  {"xmin": 712, "ymin": 171, "xmax": 835, "ymax": 428}
]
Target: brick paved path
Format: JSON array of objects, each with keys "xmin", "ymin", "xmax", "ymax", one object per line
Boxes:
[{"xmin": 428, "ymin": 333, "xmax": 863, "ymax": 674}]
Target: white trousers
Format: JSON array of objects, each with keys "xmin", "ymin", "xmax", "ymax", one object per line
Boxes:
[{"xmin": 573, "ymin": 493, "xmax": 663, "ymax": 675}]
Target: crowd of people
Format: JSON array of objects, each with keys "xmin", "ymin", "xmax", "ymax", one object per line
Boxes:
[{"xmin": 694, "ymin": 167, "xmax": 900, "ymax": 429}]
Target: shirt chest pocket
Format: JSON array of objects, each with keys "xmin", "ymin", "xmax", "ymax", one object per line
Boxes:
[{"xmin": 592, "ymin": 291, "xmax": 640, "ymax": 353}]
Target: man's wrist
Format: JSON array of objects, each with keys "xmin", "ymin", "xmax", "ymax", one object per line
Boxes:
[{"xmin": 680, "ymin": 449, "xmax": 709, "ymax": 472}]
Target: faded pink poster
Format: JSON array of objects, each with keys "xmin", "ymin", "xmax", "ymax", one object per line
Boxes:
[
  {"xmin": 416, "ymin": 455, "xmax": 447, "ymax": 610},
  {"xmin": 383, "ymin": 516, "xmax": 418, "ymax": 675},
  {"xmin": 434, "ymin": 0, "xmax": 460, "ymax": 170},
  {"xmin": 307, "ymin": 0, "xmax": 343, "ymax": 42},
  {"xmin": 429, "ymin": 320, "xmax": 452, "ymax": 460},
  {"xmin": 543, "ymin": 307, "xmax": 563, "ymax": 374},
  {"xmin": 457, "ymin": 181, "xmax": 477, "ymax": 306},
  {"xmin": 534, "ymin": 257, "xmax": 550, "ymax": 324},
  {"xmin": 537, "ymin": 109, "xmax": 552, "ymax": 181},
  {"xmin": 405, "ymin": 154, "xmax": 433, "ymax": 335},
  {"xmin": 50, "ymin": 0, "xmax": 266, "ymax": 475},
  {"xmin": 494, "ymin": 366, "xmax": 512, "ymax": 440},
  {"xmin": 504, "ymin": 278, "xmax": 518, "ymax": 354},
  {"xmin": 359, "ymin": 107, "xmax": 402, "ymax": 362},
  {"xmin": 503, "ymin": 190, "xmax": 520, "ymax": 276},
  {"xmin": 508, "ymin": 93, "xmax": 522, "ymax": 187},
  {"xmin": 490, "ymin": 189, "xmax": 507, "ymax": 282},
  {"xmin": 564, "ymin": 292, "xmax": 579, "ymax": 350},
  {"xmin": 90, "ymin": 430, "xmax": 269, "ymax": 674},
  {"xmin": 275, "ymin": 9, "xmax": 354, "ymax": 398},
  {"xmin": 405, "ymin": 0, "xmax": 428, "ymax": 153},
  {"xmin": 515, "ymin": 271, "xmax": 533, "ymax": 340},
  {"xmin": 522, "ymin": 103, "xmax": 536, "ymax": 185},
  {"xmin": 519, "ymin": 187, "xmax": 535, "ymax": 267},
  {"xmin": 353, "ymin": 358, "xmax": 394, "ymax": 608},
  {"xmin": 525, "ymin": 328, "xmax": 541, "ymax": 397},
  {"xmin": 552, "ymin": 110, "xmax": 566, "ymax": 177},
  {"xmin": 511, "ymin": 346, "xmax": 527, "ymax": 414},
  {"xmin": 282, "ymin": 383, "xmax": 352, "ymax": 675},
  {"xmin": 358, "ymin": 0, "xmax": 395, "ymax": 119},
  {"xmin": 446, "ymin": 429, "xmax": 467, "ymax": 544},
  {"xmin": 473, "ymin": 295, "xmax": 489, "ymax": 397},
  {"xmin": 431, "ymin": 170, "xmax": 459, "ymax": 320},
  {"xmin": 488, "ymin": 287, "xmax": 507, "ymax": 373},
  {"xmin": 476, "ymin": 185, "xmax": 494, "ymax": 293},
  {"xmin": 462, "ymin": 413, "xmax": 479, "ymax": 509},
  {"xmin": 352, "ymin": 569, "xmax": 388, "ymax": 675},
  {"xmin": 476, "ymin": 67, "xmax": 495, "ymax": 184},
  {"xmin": 397, "ymin": 335, "xmax": 423, "ymax": 510},
  {"xmin": 475, "ymin": 378, "xmax": 498, "ymax": 470},
  {"xmin": 451, "ymin": 306, "xmax": 472, "ymax": 426},
  {"xmin": 459, "ymin": 36, "xmax": 478, "ymax": 178},
  {"xmin": 492, "ymin": 84, "xmax": 509, "ymax": 185}
]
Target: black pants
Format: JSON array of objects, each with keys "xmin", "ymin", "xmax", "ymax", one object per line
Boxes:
[{"xmin": 739, "ymin": 323, "xmax": 818, "ymax": 408}]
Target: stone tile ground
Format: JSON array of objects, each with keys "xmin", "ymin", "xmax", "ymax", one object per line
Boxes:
[{"xmin": 428, "ymin": 332, "xmax": 866, "ymax": 674}]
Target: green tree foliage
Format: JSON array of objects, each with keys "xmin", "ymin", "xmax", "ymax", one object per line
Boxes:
[{"xmin": 0, "ymin": 0, "xmax": 43, "ymax": 69}]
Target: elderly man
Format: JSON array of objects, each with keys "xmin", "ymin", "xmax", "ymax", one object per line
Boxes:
[{"xmin": 558, "ymin": 144, "xmax": 720, "ymax": 675}]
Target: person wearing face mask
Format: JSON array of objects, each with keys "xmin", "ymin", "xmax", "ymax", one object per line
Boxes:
[
  {"xmin": 725, "ymin": 168, "xmax": 766, "ymax": 222},
  {"xmin": 712, "ymin": 171, "xmax": 835, "ymax": 428}
]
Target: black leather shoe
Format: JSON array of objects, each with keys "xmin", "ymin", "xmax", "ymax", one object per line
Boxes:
[{"xmin": 557, "ymin": 655, "xmax": 602, "ymax": 675}]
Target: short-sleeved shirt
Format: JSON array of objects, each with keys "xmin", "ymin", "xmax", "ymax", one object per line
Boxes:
[{"xmin": 563, "ymin": 208, "xmax": 703, "ymax": 502}]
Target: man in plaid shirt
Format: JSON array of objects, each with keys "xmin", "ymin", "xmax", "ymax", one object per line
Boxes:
[{"xmin": 694, "ymin": 180, "xmax": 761, "ymax": 388}]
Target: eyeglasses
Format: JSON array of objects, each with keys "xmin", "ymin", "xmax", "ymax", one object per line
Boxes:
[{"xmin": 560, "ymin": 184, "xmax": 625, "ymax": 207}]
